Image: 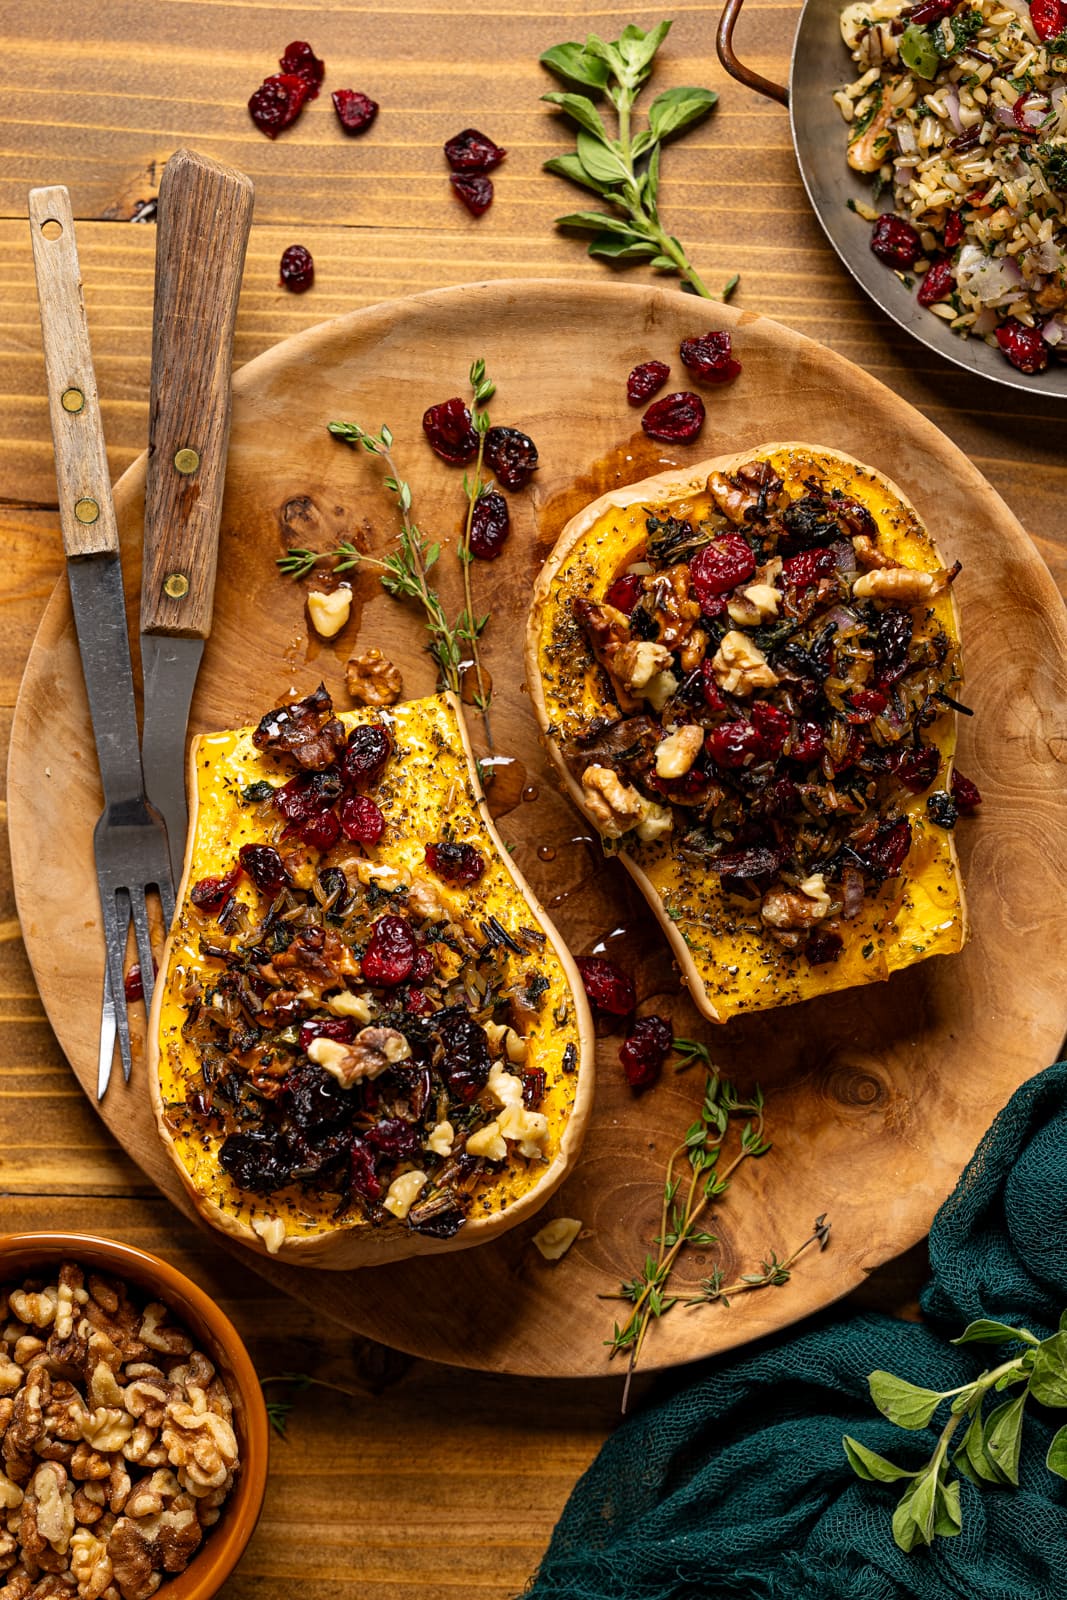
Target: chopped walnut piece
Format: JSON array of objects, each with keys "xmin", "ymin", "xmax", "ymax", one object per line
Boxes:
[
  {"xmin": 121, "ymin": 1474, "xmax": 181, "ymax": 1524},
  {"xmin": 612, "ymin": 639, "xmax": 674, "ymax": 695},
  {"xmin": 11, "ymin": 1343, "xmax": 43, "ymax": 1374},
  {"xmin": 306, "ymin": 587, "xmax": 352, "ymax": 640},
  {"xmin": 580, "ymin": 766, "xmax": 644, "ymax": 838},
  {"xmin": 852, "ymin": 566, "xmax": 950, "ymax": 603},
  {"xmin": 10, "ymin": 1368, "xmax": 49, "ymax": 1454},
  {"xmin": 31, "ymin": 1465, "xmax": 73, "ymax": 1555},
  {"xmin": 0, "ymin": 1532, "xmax": 14, "ymax": 1574},
  {"xmin": 345, "ymin": 647, "xmax": 403, "ymax": 707},
  {"xmin": 136, "ymin": 1311, "xmax": 190, "ymax": 1362},
  {"xmin": 654, "ymin": 726, "xmax": 704, "ymax": 779},
  {"xmin": 705, "ymin": 469, "xmax": 764, "ymax": 525},
  {"xmin": 108, "ymin": 1505, "xmax": 202, "ymax": 1600},
  {"xmin": 7, "ymin": 1298, "xmax": 56, "ymax": 1334},
  {"xmin": 851, "ymin": 533, "xmax": 896, "ymax": 571},
  {"xmin": 69, "ymin": 1528, "xmax": 112, "ymax": 1600},
  {"xmin": 0, "ymin": 1476, "xmax": 23, "ymax": 1512},
  {"xmin": 760, "ymin": 874, "xmax": 832, "ymax": 935},
  {"xmin": 77, "ymin": 1416, "xmax": 132, "ymax": 1459},
  {"xmin": 571, "ymin": 598, "xmax": 641, "ymax": 713},
  {"xmin": 728, "ymin": 582, "xmax": 780, "ymax": 626},
  {"xmin": 0, "ymin": 1362, "xmax": 21, "ymax": 1401},
  {"xmin": 710, "ymin": 631, "xmax": 779, "ymax": 697},
  {"xmin": 646, "ymin": 564, "xmax": 701, "ymax": 652},
  {"xmin": 307, "ymin": 1026, "xmax": 410, "ymax": 1089},
  {"xmin": 160, "ymin": 1403, "xmax": 237, "ymax": 1498}
]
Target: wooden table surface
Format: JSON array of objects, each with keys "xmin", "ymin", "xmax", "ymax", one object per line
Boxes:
[{"xmin": 2, "ymin": 3, "xmax": 1065, "ymax": 1595}]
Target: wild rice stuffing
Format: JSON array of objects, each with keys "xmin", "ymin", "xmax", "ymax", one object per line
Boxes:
[{"xmin": 836, "ymin": 0, "xmax": 1067, "ymax": 374}]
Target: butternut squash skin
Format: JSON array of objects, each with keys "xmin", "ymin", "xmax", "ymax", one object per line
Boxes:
[
  {"xmin": 148, "ymin": 692, "xmax": 594, "ymax": 1268},
  {"xmin": 525, "ymin": 443, "xmax": 968, "ymax": 1023}
]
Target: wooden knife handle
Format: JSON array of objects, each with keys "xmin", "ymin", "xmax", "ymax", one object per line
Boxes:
[
  {"xmin": 141, "ymin": 148, "xmax": 254, "ymax": 639},
  {"xmin": 28, "ymin": 186, "xmax": 121, "ymax": 560}
]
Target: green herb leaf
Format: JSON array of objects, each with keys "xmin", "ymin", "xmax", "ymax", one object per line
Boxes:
[
  {"xmin": 1047, "ymin": 1423, "xmax": 1067, "ymax": 1478},
  {"xmin": 555, "ymin": 210, "xmax": 641, "ymax": 236},
  {"xmin": 956, "ymin": 1409, "xmax": 1006, "ymax": 1484},
  {"xmin": 952, "ymin": 1318, "xmax": 1036, "ymax": 1348},
  {"xmin": 587, "ymin": 234, "xmax": 660, "ymax": 262},
  {"xmin": 844, "ymin": 1435, "xmax": 921, "ymax": 1484},
  {"xmin": 868, "ymin": 1372, "xmax": 945, "ymax": 1431},
  {"xmin": 576, "ymin": 127, "xmax": 632, "ymax": 186},
  {"xmin": 540, "ymin": 40, "xmax": 613, "ymax": 90},
  {"xmin": 891, "ymin": 1467, "xmax": 939, "ymax": 1551},
  {"xmin": 543, "ymin": 153, "xmax": 611, "ymax": 195},
  {"xmin": 1029, "ymin": 1331, "xmax": 1067, "ymax": 1406},
  {"xmin": 983, "ymin": 1392, "xmax": 1027, "ymax": 1485},
  {"xmin": 933, "ymin": 1477, "xmax": 963, "ymax": 1538},
  {"xmin": 542, "ymin": 91, "xmax": 611, "ymax": 141},
  {"xmin": 900, "ymin": 24, "xmax": 941, "ymax": 80},
  {"xmin": 647, "ymin": 85, "xmax": 718, "ymax": 142}
]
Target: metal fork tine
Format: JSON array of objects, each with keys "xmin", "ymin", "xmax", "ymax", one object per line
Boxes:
[
  {"xmin": 130, "ymin": 885, "xmax": 157, "ymax": 1015},
  {"xmin": 101, "ymin": 885, "xmax": 134, "ymax": 1082}
]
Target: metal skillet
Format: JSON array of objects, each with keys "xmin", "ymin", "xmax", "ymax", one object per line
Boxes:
[{"xmin": 717, "ymin": 0, "xmax": 1067, "ymax": 398}]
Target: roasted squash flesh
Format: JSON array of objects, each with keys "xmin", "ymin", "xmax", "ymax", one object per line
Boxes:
[
  {"xmin": 526, "ymin": 442, "xmax": 968, "ymax": 1023},
  {"xmin": 149, "ymin": 689, "xmax": 592, "ymax": 1268}
]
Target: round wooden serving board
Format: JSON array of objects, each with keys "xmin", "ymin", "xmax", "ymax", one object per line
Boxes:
[{"xmin": 10, "ymin": 281, "xmax": 1067, "ymax": 1378}]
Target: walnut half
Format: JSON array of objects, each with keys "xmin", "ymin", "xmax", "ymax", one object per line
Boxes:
[{"xmin": 345, "ymin": 647, "xmax": 403, "ymax": 707}]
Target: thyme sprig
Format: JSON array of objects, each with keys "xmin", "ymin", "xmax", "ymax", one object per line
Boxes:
[
  {"xmin": 541, "ymin": 21, "xmax": 737, "ymax": 300},
  {"xmin": 685, "ymin": 1215, "xmax": 831, "ymax": 1307},
  {"xmin": 261, "ymin": 1372, "xmax": 360, "ymax": 1439},
  {"xmin": 458, "ymin": 358, "xmax": 496, "ymax": 748},
  {"xmin": 845, "ymin": 1315, "xmax": 1067, "ymax": 1551},
  {"xmin": 276, "ymin": 540, "xmax": 367, "ymax": 580}
]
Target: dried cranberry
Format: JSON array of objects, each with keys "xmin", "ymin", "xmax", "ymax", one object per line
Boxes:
[
  {"xmin": 918, "ymin": 260, "xmax": 956, "ymax": 307},
  {"xmin": 275, "ymin": 770, "xmax": 343, "ymax": 824},
  {"xmin": 927, "ymin": 790, "xmax": 958, "ymax": 829},
  {"xmin": 944, "ymin": 210, "xmax": 964, "ymax": 248},
  {"xmin": 279, "ymin": 41, "xmax": 325, "ymax": 96},
  {"xmin": 790, "ymin": 720, "xmax": 825, "ymax": 764},
  {"xmin": 908, "ymin": 0, "xmax": 957, "ymax": 22},
  {"xmin": 763, "ymin": 776, "xmax": 799, "ymax": 816},
  {"xmin": 577, "ymin": 956, "xmax": 636, "ymax": 1017},
  {"xmin": 367, "ymin": 1118, "xmax": 423, "ymax": 1160},
  {"xmin": 874, "ymin": 608, "xmax": 914, "ymax": 686},
  {"xmin": 996, "ymin": 317, "xmax": 1049, "ymax": 375},
  {"xmin": 444, "ymin": 128, "xmax": 506, "ymax": 172},
  {"xmin": 279, "ymin": 244, "xmax": 314, "ymax": 293},
  {"xmin": 679, "ymin": 330, "xmax": 742, "ymax": 386},
  {"xmin": 405, "ymin": 988, "xmax": 430, "ymax": 1014},
  {"xmin": 627, "ymin": 361, "xmax": 670, "ymax": 405},
  {"xmin": 422, "ymin": 397, "xmax": 478, "ymax": 465},
  {"xmin": 435, "ymin": 1007, "xmax": 492, "ymax": 1103},
  {"xmin": 751, "ymin": 701, "xmax": 790, "ymax": 755},
  {"xmin": 833, "ymin": 726, "xmax": 865, "ymax": 775},
  {"xmin": 619, "ymin": 1014, "xmax": 673, "ymax": 1091},
  {"xmin": 870, "ymin": 213, "xmax": 921, "ymax": 270},
  {"xmin": 469, "ymin": 490, "xmax": 511, "ymax": 559},
  {"xmin": 219, "ymin": 1129, "xmax": 293, "ymax": 1194},
  {"xmin": 350, "ymin": 1137, "xmax": 382, "ymax": 1202},
  {"xmin": 362, "ymin": 915, "xmax": 416, "ymax": 986},
  {"xmin": 190, "ymin": 865, "xmax": 242, "ymax": 915},
  {"xmin": 342, "ymin": 724, "xmax": 393, "ymax": 789},
  {"xmin": 424, "ymin": 841, "xmax": 486, "ymax": 885},
  {"xmin": 124, "ymin": 962, "xmax": 156, "ymax": 1003},
  {"xmin": 300, "ymin": 809, "xmax": 341, "ymax": 851},
  {"xmin": 706, "ymin": 719, "xmax": 764, "ymax": 769},
  {"xmin": 284, "ymin": 1064, "xmax": 352, "ymax": 1137},
  {"xmin": 604, "ymin": 572, "xmax": 644, "ymax": 615},
  {"xmin": 248, "ymin": 74, "xmax": 309, "ymax": 139},
  {"xmin": 410, "ymin": 948, "xmax": 435, "ymax": 985},
  {"xmin": 951, "ymin": 769, "xmax": 982, "ymax": 812},
  {"xmin": 806, "ymin": 929, "xmax": 843, "ymax": 965},
  {"xmin": 700, "ymin": 661, "xmax": 728, "ymax": 712},
  {"xmin": 521, "ymin": 1068, "xmax": 547, "ymax": 1109},
  {"xmin": 860, "ymin": 818, "xmax": 912, "ymax": 879},
  {"xmin": 340, "ymin": 795, "xmax": 385, "ymax": 845},
  {"xmin": 897, "ymin": 744, "xmax": 940, "ymax": 793},
  {"xmin": 710, "ymin": 842, "xmax": 783, "ymax": 881},
  {"xmin": 239, "ymin": 844, "xmax": 290, "ymax": 896},
  {"xmin": 847, "ymin": 688, "xmax": 888, "ymax": 724},
  {"xmin": 781, "ymin": 548, "xmax": 836, "ymax": 589},
  {"xmin": 1030, "ymin": 0, "xmax": 1067, "ymax": 40},
  {"xmin": 332, "ymin": 89, "xmax": 378, "ymax": 133},
  {"xmin": 641, "ymin": 391, "xmax": 705, "ymax": 444},
  {"xmin": 298, "ymin": 1017, "xmax": 357, "ymax": 1054},
  {"xmin": 450, "ymin": 174, "xmax": 494, "ymax": 216},
  {"xmin": 484, "ymin": 426, "xmax": 538, "ymax": 492},
  {"xmin": 690, "ymin": 535, "xmax": 756, "ymax": 607}
]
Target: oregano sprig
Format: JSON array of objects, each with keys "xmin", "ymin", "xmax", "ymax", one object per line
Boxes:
[
  {"xmin": 844, "ymin": 1315, "xmax": 1067, "ymax": 1551},
  {"xmin": 540, "ymin": 21, "xmax": 737, "ymax": 300}
]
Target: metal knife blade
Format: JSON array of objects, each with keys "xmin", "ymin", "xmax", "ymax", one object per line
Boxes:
[{"xmin": 140, "ymin": 149, "xmax": 254, "ymax": 875}]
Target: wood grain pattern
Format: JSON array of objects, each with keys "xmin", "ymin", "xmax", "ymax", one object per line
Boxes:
[{"xmin": 10, "ymin": 280, "xmax": 1067, "ymax": 1378}]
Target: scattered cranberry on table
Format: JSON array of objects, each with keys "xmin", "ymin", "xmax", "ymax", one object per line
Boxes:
[
  {"xmin": 627, "ymin": 360, "xmax": 670, "ymax": 405},
  {"xmin": 641, "ymin": 390, "xmax": 706, "ymax": 444},
  {"xmin": 279, "ymin": 244, "xmax": 315, "ymax": 293},
  {"xmin": 423, "ymin": 397, "xmax": 479, "ymax": 464},
  {"xmin": 469, "ymin": 490, "xmax": 511, "ymax": 559},
  {"xmin": 248, "ymin": 73, "xmax": 310, "ymax": 138},
  {"xmin": 577, "ymin": 956, "xmax": 636, "ymax": 1017},
  {"xmin": 443, "ymin": 128, "xmax": 507, "ymax": 173},
  {"xmin": 619, "ymin": 1015, "xmax": 673, "ymax": 1090},
  {"xmin": 332, "ymin": 88, "xmax": 379, "ymax": 134},
  {"xmin": 450, "ymin": 173, "xmax": 494, "ymax": 216},
  {"xmin": 484, "ymin": 425, "xmax": 538, "ymax": 491},
  {"xmin": 279, "ymin": 40, "xmax": 325, "ymax": 96},
  {"xmin": 680, "ymin": 329, "xmax": 742, "ymax": 385}
]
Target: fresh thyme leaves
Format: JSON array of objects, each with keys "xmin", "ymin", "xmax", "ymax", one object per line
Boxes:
[
  {"xmin": 685, "ymin": 1216, "xmax": 831, "ymax": 1307},
  {"xmin": 261, "ymin": 1372, "xmax": 360, "ymax": 1439},
  {"xmin": 844, "ymin": 1316, "xmax": 1067, "ymax": 1551},
  {"xmin": 458, "ymin": 358, "xmax": 496, "ymax": 747},
  {"xmin": 540, "ymin": 21, "xmax": 735, "ymax": 300},
  {"xmin": 276, "ymin": 540, "xmax": 364, "ymax": 579},
  {"xmin": 671, "ymin": 1036, "xmax": 711, "ymax": 1073}
]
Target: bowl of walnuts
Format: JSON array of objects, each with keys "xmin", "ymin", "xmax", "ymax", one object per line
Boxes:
[{"xmin": 0, "ymin": 1232, "xmax": 269, "ymax": 1599}]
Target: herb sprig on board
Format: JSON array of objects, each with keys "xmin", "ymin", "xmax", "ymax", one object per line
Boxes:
[
  {"xmin": 845, "ymin": 1317, "xmax": 1067, "ymax": 1550},
  {"xmin": 540, "ymin": 20, "xmax": 737, "ymax": 300},
  {"xmin": 458, "ymin": 358, "xmax": 496, "ymax": 745}
]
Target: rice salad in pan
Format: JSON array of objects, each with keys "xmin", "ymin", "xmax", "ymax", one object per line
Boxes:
[{"xmin": 835, "ymin": 0, "xmax": 1067, "ymax": 375}]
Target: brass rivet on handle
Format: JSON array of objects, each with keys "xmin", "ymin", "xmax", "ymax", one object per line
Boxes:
[
  {"xmin": 61, "ymin": 387, "xmax": 85, "ymax": 413},
  {"xmin": 73, "ymin": 497, "xmax": 99, "ymax": 524},
  {"xmin": 40, "ymin": 218, "xmax": 63, "ymax": 240},
  {"xmin": 164, "ymin": 572, "xmax": 190, "ymax": 600},
  {"xmin": 173, "ymin": 447, "xmax": 200, "ymax": 475}
]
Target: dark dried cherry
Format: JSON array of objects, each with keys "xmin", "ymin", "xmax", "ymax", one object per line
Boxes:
[
  {"xmin": 917, "ymin": 260, "xmax": 956, "ymax": 307},
  {"xmin": 751, "ymin": 701, "xmax": 790, "ymax": 754},
  {"xmin": 279, "ymin": 41, "xmax": 325, "ymax": 96},
  {"xmin": 191, "ymin": 865, "xmax": 242, "ymax": 914},
  {"xmin": 443, "ymin": 128, "xmax": 506, "ymax": 172},
  {"xmin": 781, "ymin": 548, "xmax": 835, "ymax": 589},
  {"xmin": 342, "ymin": 723, "xmax": 393, "ymax": 789},
  {"xmin": 248, "ymin": 74, "xmax": 309, "ymax": 139},
  {"xmin": 847, "ymin": 688, "xmax": 888, "ymax": 724},
  {"xmin": 275, "ymin": 769, "xmax": 343, "ymax": 823},
  {"xmin": 450, "ymin": 174, "xmax": 494, "ymax": 216},
  {"xmin": 362, "ymin": 915, "xmax": 416, "ymax": 987},
  {"xmin": 619, "ymin": 1014, "xmax": 673, "ymax": 1090},
  {"xmin": 340, "ymin": 795, "xmax": 385, "ymax": 844},
  {"xmin": 950, "ymin": 769, "xmax": 982, "ymax": 812},
  {"xmin": 896, "ymin": 744, "xmax": 940, "ymax": 793},
  {"xmin": 690, "ymin": 535, "xmax": 756, "ymax": 607},
  {"xmin": 860, "ymin": 818, "xmax": 912, "ymax": 879},
  {"xmin": 299, "ymin": 809, "xmax": 341, "ymax": 851},
  {"xmin": 435, "ymin": 1007, "xmax": 491, "ymax": 1103},
  {"xmin": 706, "ymin": 719, "xmax": 764, "ymax": 769},
  {"xmin": 366, "ymin": 1118, "xmax": 423, "ymax": 1160},
  {"xmin": 332, "ymin": 89, "xmax": 378, "ymax": 134},
  {"xmin": 279, "ymin": 244, "xmax": 314, "ymax": 293},
  {"xmin": 521, "ymin": 1068, "xmax": 547, "ymax": 1108},
  {"xmin": 604, "ymin": 572, "xmax": 644, "ymax": 615},
  {"xmin": 626, "ymin": 360, "xmax": 670, "ymax": 405},
  {"xmin": 874, "ymin": 608, "xmax": 913, "ymax": 686},
  {"xmin": 870, "ymin": 213, "xmax": 921, "ymax": 270},
  {"xmin": 577, "ymin": 956, "xmax": 636, "ymax": 1017},
  {"xmin": 909, "ymin": 0, "xmax": 957, "ymax": 22},
  {"xmin": 422, "ymin": 397, "xmax": 478, "ymax": 465},
  {"xmin": 484, "ymin": 426, "xmax": 538, "ymax": 491},
  {"xmin": 679, "ymin": 330, "xmax": 741, "ymax": 385},
  {"xmin": 708, "ymin": 842, "xmax": 783, "ymax": 880},
  {"xmin": 641, "ymin": 391, "xmax": 705, "ymax": 444},
  {"xmin": 239, "ymin": 844, "xmax": 290, "ymax": 896},
  {"xmin": 219, "ymin": 1129, "xmax": 294, "ymax": 1194},
  {"xmin": 469, "ymin": 490, "xmax": 511, "ymax": 559},
  {"xmin": 425, "ymin": 841, "xmax": 486, "ymax": 885},
  {"xmin": 790, "ymin": 720, "xmax": 825, "ymax": 764},
  {"xmin": 298, "ymin": 1017, "xmax": 356, "ymax": 1054},
  {"xmin": 284, "ymin": 1063, "xmax": 353, "ymax": 1135},
  {"xmin": 995, "ymin": 317, "xmax": 1049, "ymax": 375},
  {"xmin": 806, "ymin": 929, "xmax": 843, "ymax": 965},
  {"xmin": 349, "ymin": 1137, "xmax": 382, "ymax": 1202}
]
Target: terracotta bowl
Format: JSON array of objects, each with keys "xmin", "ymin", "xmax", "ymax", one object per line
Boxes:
[{"xmin": 0, "ymin": 1231, "xmax": 269, "ymax": 1598}]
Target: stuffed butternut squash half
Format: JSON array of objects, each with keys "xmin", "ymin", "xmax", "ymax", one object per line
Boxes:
[
  {"xmin": 148, "ymin": 685, "xmax": 593, "ymax": 1268},
  {"xmin": 526, "ymin": 442, "xmax": 973, "ymax": 1023}
]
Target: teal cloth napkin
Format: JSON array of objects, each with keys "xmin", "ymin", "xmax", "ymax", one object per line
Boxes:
[{"xmin": 527, "ymin": 1061, "xmax": 1067, "ymax": 1599}]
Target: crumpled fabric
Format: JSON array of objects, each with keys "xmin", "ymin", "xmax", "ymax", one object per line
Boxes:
[{"xmin": 526, "ymin": 1061, "xmax": 1067, "ymax": 1600}]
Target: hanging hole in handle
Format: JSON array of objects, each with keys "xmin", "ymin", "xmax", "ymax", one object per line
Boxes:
[
  {"xmin": 40, "ymin": 218, "xmax": 64, "ymax": 240},
  {"xmin": 716, "ymin": 0, "xmax": 790, "ymax": 108}
]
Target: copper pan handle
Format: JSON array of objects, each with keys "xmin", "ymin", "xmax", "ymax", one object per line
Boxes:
[{"xmin": 716, "ymin": 0, "xmax": 790, "ymax": 108}]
